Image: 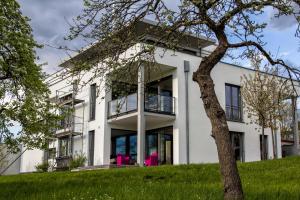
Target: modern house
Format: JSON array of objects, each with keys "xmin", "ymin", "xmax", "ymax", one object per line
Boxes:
[{"xmin": 17, "ymin": 20, "xmax": 300, "ymax": 173}]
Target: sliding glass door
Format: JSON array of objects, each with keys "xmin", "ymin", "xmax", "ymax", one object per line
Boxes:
[{"xmin": 146, "ymin": 127, "xmax": 173, "ymax": 165}]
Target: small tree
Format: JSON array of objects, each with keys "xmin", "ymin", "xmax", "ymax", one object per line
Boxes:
[{"xmin": 242, "ymin": 58, "xmax": 294, "ymax": 160}]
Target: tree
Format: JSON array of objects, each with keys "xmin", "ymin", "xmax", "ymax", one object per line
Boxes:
[
  {"xmin": 66, "ymin": 1, "xmax": 300, "ymax": 199},
  {"xmin": 0, "ymin": 0, "xmax": 60, "ymax": 152},
  {"xmin": 241, "ymin": 57, "xmax": 294, "ymax": 160}
]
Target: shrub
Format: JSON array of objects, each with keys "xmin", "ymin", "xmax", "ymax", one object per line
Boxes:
[
  {"xmin": 69, "ymin": 153, "xmax": 87, "ymax": 170},
  {"xmin": 35, "ymin": 162, "xmax": 49, "ymax": 172}
]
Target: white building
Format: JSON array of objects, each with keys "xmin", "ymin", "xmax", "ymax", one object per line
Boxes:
[{"xmin": 18, "ymin": 20, "xmax": 298, "ymax": 173}]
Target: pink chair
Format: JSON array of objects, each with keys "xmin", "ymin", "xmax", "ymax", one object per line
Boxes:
[
  {"xmin": 125, "ymin": 155, "xmax": 131, "ymax": 165},
  {"xmin": 145, "ymin": 152, "xmax": 158, "ymax": 166},
  {"xmin": 117, "ymin": 154, "xmax": 125, "ymax": 167}
]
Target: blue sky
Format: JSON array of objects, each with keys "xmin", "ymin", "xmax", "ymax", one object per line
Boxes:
[{"xmin": 18, "ymin": 0, "xmax": 300, "ymax": 74}]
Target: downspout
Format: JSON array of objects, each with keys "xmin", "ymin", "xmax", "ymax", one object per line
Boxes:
[{"xmin": 184, "ymin": 60, "xmax": 190, "ymax": 164}]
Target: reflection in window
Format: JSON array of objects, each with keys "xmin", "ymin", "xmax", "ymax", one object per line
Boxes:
[
  {"xmin": 225, "ymin": 84, "xmax": 242, "ymax": 121},
  {"xmin": 116, "ymin": 136, "xmax": 126, "ymax": 155},
  {"xmin": 59, "ymin": 137, "xmax": 69, "ymax": 157}
]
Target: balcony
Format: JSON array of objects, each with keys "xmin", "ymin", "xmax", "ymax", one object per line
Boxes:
[
  {"xmin": 55, "ymin": 115, "xmax": 84, "ymax": 138},
  {"xmin": 145, "ymin": 94, "xmax": 175, "ymax": 115},
  {"xmin": 107, "ymin": 93, "xmax": 175, "ymax": 118},
  {"xmin": 108, "ymin": 93, "xmax": 138, "ymax": 118}
]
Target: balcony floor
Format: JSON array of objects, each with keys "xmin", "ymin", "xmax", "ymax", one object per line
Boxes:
[{"xmin": 108, "ymin": 111, "xmax": 175, "ymax": 130}]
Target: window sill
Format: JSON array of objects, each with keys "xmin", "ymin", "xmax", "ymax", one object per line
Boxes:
[{"xmin": 227, "ymin": 119, "xmax": 244, "ymax": 123}]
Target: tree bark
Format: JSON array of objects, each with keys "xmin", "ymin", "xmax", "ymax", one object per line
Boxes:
[
  {"xmin": 261, "ymin": 123, "xmax": 266, "ymax": 160},
  {"xmin": 271, "ymin": 127, "xmax": 276, "ymax": 159},
  {"xmin": 193, "ymin": 44, "xmax": 243, "ymax": 200}
]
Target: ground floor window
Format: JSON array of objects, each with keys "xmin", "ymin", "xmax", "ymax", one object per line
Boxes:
[
  {"xmin": 111, "ymin": 127, "xmax": 173, "ymax": 165},
  {"xmin": 58, "ymin": 137, "xmax": 69, "ymax": 157},
  {"xmin": 260, "ymin": 135, "xmax": 268, "ymax": 160},
  {"xmin": 88, "ymin": 130, "xmax": 95, "ymax": 166},
  {"xmin": 146, "ymin": 126, "xmax": 173, "ymax": 165},
  {"xmin": 230, "ymin": 132, "xmax": 244, "ymax": 162}
]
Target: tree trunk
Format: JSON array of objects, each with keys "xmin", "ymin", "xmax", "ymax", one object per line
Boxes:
[
  {"xmin": 271, "ymin": 127, "xmax": 276, "ymax": 159},
  {"xmin": 193, "ymin": 69, "xmax": 243, "ymax": 199},
  {"xmin": 261, "ymin": 123, "xmax": 265, "ymax": 160}
]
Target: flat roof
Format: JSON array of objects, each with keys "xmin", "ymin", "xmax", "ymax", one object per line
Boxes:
[{"xmin": 59, "ymin": 19, "xmax": 216, "ymax": 68}]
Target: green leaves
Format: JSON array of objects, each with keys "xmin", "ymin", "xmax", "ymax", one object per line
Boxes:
[{"xmin": 0, "ymin": 0, "xmax": 60, "ymax": 151}]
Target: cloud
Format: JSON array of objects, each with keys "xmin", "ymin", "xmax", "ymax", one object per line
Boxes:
[
  {"xmin": 268, "ymin": 3, "xmax": 299, "ymax": 30},
  {"xmin": 18, "ymin": 0, "xmax": 86, "ymax": 74}
]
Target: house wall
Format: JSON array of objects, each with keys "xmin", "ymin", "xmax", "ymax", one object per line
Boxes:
[
  {"xmin": 0, "ymin": 145, "xmax": 21, "ymax": 175},
  {"xmin": 20, "ymin": 148, "xmax": 44, "ymax": 173},
  {"xmin": 19, "ymin": 44, "xmax": 284, "ymax": 172},
  {"xmin": 153, "ymin": 46, "xmax": 280, "ymax": 163}
]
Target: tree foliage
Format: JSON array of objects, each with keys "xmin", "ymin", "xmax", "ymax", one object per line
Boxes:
[
  {"xmin": 241, "ymin": 56, "xmax": 295, "ymax": 159},
  {"xmin": 0, "ymin": 0, "xmax": 60, "ymax": 152},
  {"xmin": 66, "ymin": 1, "xmax": 300, "ymax": 199}
]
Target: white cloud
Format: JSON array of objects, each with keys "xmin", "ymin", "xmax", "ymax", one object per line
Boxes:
[{"xmin": 18, "ymin": 0, "xmax": 86, "ymax": 74}]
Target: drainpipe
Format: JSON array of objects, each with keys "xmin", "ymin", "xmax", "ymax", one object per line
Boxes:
[{"xmin": 184, "ymin": 60, "xmax": 190, "ymax": 164}]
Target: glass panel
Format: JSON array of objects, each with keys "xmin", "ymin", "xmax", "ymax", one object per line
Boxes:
[
  {"xmin": 146, "ymin": 134, "xmax": 158, "ymax": 157},
  {"xmin": 117, "ymin": 97, "xmax": 127, "ymax": 113},
  {"xmin": 90, "ymin": 84, "xmax": 96, "ymax": 120},
  {"xmin": 127, "ymin": 93, "xmax": 137, "ymax": 111},
  {"xmin": 145, "ymin": 94, "xmax": 158, "ymax": 111},
  {"xmin": 160, "ymin": 96, "xmax": 172, "ymax": 113},
  {"xmin": 225, "ymin": 85, "xmax": 231, "ymax": 107},
  {"xmin": 116, "ymin": 136, "xmax": 126, "ymax": 155},
  {"xmin": 165, "ymin": 140, "xmax": 172, "ymax": 164},
  {"xmin": 232, "ymin": 87, "xmax": 239, "ymax": 107},
  {"xmin": 129, "ymin": 135, "xmax": 137, "ymax": 161},
  {"xmin": 59, "ymin": 138, "xmax": 69, "ymax": 157},
  {"xmin": 109, "ymin": 100, "xmax": 118, "ymax": 116},
  {"xmin": 230, "ymin": 132, "xmax": 243, "ymax": 161}
]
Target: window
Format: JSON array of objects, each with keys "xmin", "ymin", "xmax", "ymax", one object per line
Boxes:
[
  {"xmin": 230, "ymin": 132, "xmax": 244, "ymax": 162},
  {"xmin": 59, "ymin": 137, "xmax": 69, "ymax": 157},
  {"xmin": 260, "ymin": 135, "xmax": 268, "ymax": 160},
  {"xmin": 225, "ymin": 84, "xmax": 242, "ymax": 121},
  {"xmin": 88, "ymin": 131, "xmax": 95, "ymax": 166},
  {"xmin": 89, "ymin": 84, "xmax": 96, "ymax": 121}
]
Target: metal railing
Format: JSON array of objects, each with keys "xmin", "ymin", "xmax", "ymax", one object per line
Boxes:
[
  {"xmin": 226, "ymin": 105, "xmax": 242, "ymax": 122},
  {"xmin": 108, "ymin": 93, "xmax": 138, "ymax": 117},
  {"xmin": 144, "ymin": 93, "xmax": 175, "ymax": 115},
  {"xmin": 107, "ymin": 93, "xmax": 176, "ymax": 118}
]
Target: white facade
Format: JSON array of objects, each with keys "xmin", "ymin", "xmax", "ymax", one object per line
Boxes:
[
  {"xmin": 21, "ymin": 17, "xmax": 296, "ymax": 172},
  {"xmin": 18, "ymin": 41, "xmax": 286, "ymax": 172}
]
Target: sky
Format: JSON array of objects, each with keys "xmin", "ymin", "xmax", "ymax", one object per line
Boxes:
[{"xmin": 18, "ymin": 0, "xmax": 300, "ymax": 75}]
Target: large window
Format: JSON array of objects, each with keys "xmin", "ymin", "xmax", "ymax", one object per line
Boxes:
[
  {"xmin": 230, "ymin": 132, "xmax": 244, "ymax": 162},
  {"xmin": 113, "ymin": 134, "xmax": 137, "ymax": 162},
  {"xmin": 225, "ymin": 84, "xmax": 242, "ymax": 121},
  {"xmin": 59, "ymin": 137, "xmax": 69, "ymax": 157},
  {"xmin": 89, "ymin": 84, "xmax": 96, "ymax": 121}
]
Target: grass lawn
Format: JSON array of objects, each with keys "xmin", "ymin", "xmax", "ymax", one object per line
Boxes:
[{"xmin": 1, "ymin": 157, "xmax": 300, "ymax": 200}]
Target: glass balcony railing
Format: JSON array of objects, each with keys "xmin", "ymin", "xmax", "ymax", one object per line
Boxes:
[
  {"xmin": 107, "ymin": 93, "xmax": 175, "ymax": 118},
  {"xmin": 108, "ymin": 93, "xmax": 137, "ymax": 118},
  {"xmin": 145, "ymin": 94, "xmax": 175, "ymax": 114}
]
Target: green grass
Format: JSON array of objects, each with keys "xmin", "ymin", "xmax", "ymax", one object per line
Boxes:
[{"xmin": 1, "ymin": 157, "xmax": 300, "ymax": 200}]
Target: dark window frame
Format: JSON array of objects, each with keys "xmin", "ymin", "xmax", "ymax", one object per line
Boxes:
[
  {"xmin": 225, "ymin": 83, "xmax": 243, "ymax": 122},
  {"xmin": 89, "ymin": 84, "xmax": 96, "ymax": 121},
  {"xmin": 230, "ymin": 131, "xmax": 245, "ymax": 162},
  {"xmin": 88, "ymin": 130, "xmax": 95, "ymax": 166}
]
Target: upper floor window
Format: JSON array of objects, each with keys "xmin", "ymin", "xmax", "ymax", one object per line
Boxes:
[
  {"xmin": 89, "ymin": 84, "xmax": 96, "ymax": 121},
  {"xmin": 225, "ymin": 84, "xmax": 242, "ymax": 121}
]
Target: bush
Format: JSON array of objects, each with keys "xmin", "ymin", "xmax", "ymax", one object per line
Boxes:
[
  {"xmin": 35, "ymin": 162, "xmax": 49, "ymax": 172},
  {"xmin": 69, "ymin": 153, "xmax": 87, "ymax": 170}
]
